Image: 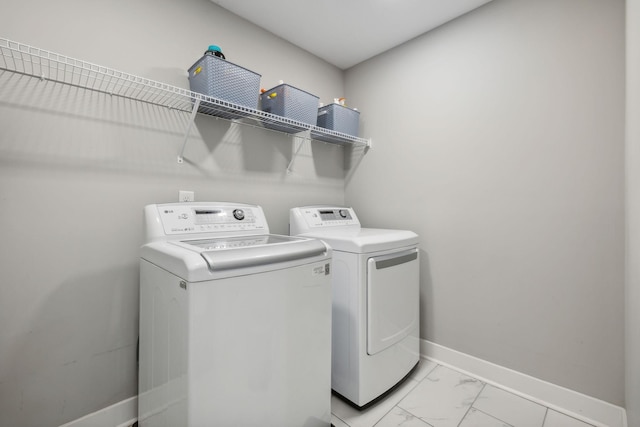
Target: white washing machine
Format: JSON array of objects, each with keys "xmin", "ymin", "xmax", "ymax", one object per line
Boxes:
[
  {"xmin": 290, "ymin": 206, "xmax": 420, "ymax": 408},
  {"xmin": 139, "ymin": 202, "xmax": 332, "ymax": 427}
]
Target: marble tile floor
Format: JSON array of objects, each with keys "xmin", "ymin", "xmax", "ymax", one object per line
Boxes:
[{"xmin": 330, "ymin": 358, "xmax": 599, "ymax": 427}]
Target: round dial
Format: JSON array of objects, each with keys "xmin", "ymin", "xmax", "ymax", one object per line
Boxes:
[
  {"xmin": 339, "ymin": 209, "xmax": 349, "ymax": 218},
  {"xmin": 233, "ymin": 209, "xmax": 245, "ymax": 220}
]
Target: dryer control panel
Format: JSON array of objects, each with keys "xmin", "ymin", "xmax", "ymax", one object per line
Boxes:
[
  {"xmin": 290, "ymin": 206, "xmax": 360, "ymax": 234},
  {"xmin": 145, "ymin": 203, "xmax": 269, "ymax": 242}
]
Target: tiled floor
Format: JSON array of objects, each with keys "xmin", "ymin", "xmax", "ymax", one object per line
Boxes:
[{"xmin": 330, "ymin": 358, "xmax": 598, "ymax": 427}]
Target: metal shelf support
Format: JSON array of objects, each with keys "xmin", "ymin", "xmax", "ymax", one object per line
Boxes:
[
  {"xmin": 177, "ymin": 98, "xmax": 201, "ymax": 164},
  {"xmin": 286, "ymin": 131, "xmax": 311, "ymax": 174}
]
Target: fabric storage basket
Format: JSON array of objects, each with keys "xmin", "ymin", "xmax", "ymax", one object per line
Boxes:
[
  {"xmin": 316, "ymin": 103, "xmax": 360, "ymax": 137},
  {"xmin": 188, "ymin": 54, "xmax": 261, "ymax": 119},
  {"xmin": 259, "ymin": 84, "xmax": 319, "ymax": 133}
]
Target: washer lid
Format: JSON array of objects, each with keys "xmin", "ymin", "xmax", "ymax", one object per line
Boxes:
[
  {"xmin": 171, "ymin": 234, "xmax": 328, "ymax": 271},
  {"xmin": 299, "ymin": 228, "xmax": 418, "ymax": 253}
]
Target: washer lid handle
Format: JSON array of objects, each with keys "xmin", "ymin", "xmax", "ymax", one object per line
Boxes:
[{"xmin": 200, "ymin": 239, "xmax": 328, "ymax": 271}]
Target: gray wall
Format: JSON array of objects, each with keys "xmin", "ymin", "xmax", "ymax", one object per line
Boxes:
[
  {"xmin": 345, "ymin": 0, "xmax": 625, "ymax": 405},
  {"xmin": 0, "ymin": 0, "xmax": 347, "ymax": 426},
  {"xmin": 627, "ymin": 0, "xmax": 640, "ymax": 424}
]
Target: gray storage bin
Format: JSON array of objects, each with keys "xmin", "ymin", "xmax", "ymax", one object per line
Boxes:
[
  {"xmin": 188, "ymin": 54, "xmax": 261, "ymax": 118},
  {"xmin": 259, "ymin": 84, "xmax": 319, "ymax": 133},
  {"xmin": 317, "ymin": 103, "xmax": 360, "ymax": 137}
]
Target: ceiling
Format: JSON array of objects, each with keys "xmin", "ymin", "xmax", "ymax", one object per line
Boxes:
[{"xmin": 210, "ymin": 0, "xmax": 493, "ymax": 70}]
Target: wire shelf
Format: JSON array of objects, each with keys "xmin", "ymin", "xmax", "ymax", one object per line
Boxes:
[{"xmin": 0, "ymin": 37, "xmax": 370, "ymax": 147}]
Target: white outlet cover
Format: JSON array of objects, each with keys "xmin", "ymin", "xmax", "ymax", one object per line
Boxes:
[{"xmin": 179, "ymin": 190, "xmax": 194, "ymax": 202}]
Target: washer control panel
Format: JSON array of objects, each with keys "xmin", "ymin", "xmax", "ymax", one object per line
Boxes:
[{"xmin": 148, "ymin": 203, "xmax": 268, "ymax": 237}]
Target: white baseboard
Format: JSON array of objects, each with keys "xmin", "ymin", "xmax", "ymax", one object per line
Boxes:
[
  {"xmin": 60, "ymin": 341, "xmax": 628, "ymax": 427},
  {"xmin": 58, "ymin": 396, "xmax": 137, "ymax": 427},
  {"xmin": 421, "ymin": 339, "xmax": 627, "ymax": 427}
]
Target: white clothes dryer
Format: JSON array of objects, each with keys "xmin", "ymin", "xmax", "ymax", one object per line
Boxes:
[
  {"xmin": 290, "ymin": 206, "xmax": 420, "ymax": 408},
  {"xmin": 139, "ymin": 202, "xmax": 332, "ymax": 427}
]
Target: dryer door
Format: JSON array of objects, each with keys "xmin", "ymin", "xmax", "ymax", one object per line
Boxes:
[{"xmin": 366, "ymin": 248, "xmax": 419, "ymax": 355}]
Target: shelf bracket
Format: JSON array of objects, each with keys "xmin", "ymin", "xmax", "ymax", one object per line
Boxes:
[
  {"xmin": 177, "ymin": 98, "xmax": 201, "ymax": 164},
  {"xmin": 286, "ymin": 131, "xmax": 310, "ymax": 174}
]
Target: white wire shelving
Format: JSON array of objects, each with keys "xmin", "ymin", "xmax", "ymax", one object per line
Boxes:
[{"xmin": 0, "ymin": 37, "xmax": 371, "ymax": 164}]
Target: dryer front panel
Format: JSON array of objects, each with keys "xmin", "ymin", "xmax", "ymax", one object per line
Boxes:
[{"xmin": 366, "ymin": 248, "xmax": 419, "ymax": 355}]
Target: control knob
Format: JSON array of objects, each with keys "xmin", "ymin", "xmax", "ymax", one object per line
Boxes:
[
  {"xmin": 339, "ymin": 209, "xmax": 349, "ymax": 218},
  {"xmin": 233, "ymin": 209, "xmax": 245, "ymax": 220}
]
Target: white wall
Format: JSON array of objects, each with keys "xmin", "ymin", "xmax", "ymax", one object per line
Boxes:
[
  {"xmin": 626, "ymin": 0, "xmax": 640, "ymax": 424},
  {"xmin": 345, "ymin": 0, "xmax": 625, "ymax": 405},
  {"xmin": 0, "ymin": 0, "xmax": 347, "ymax": 426}
]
